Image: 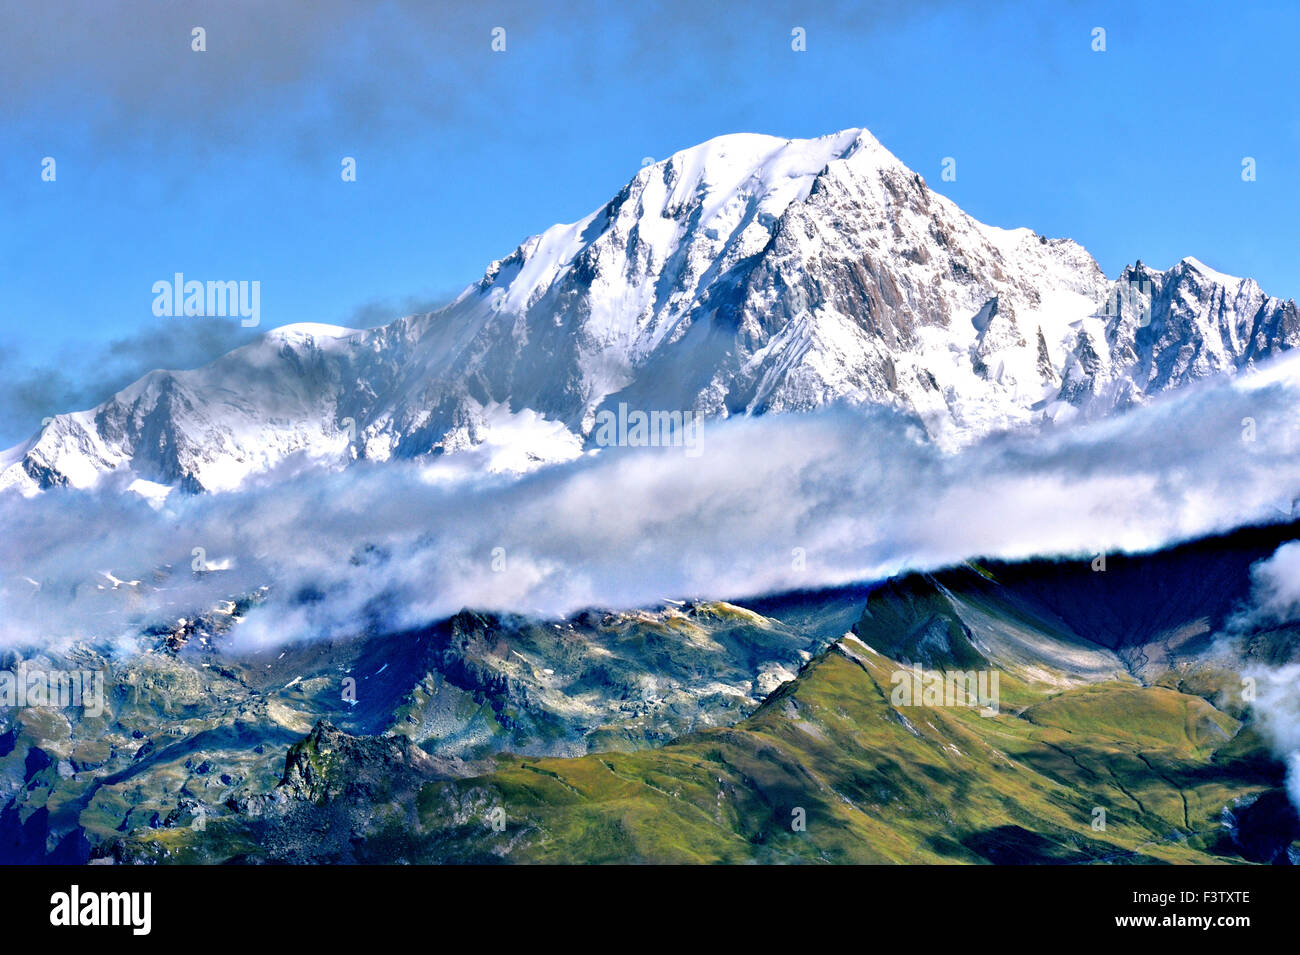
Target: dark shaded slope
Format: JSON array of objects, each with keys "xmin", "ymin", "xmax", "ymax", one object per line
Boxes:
[{"xmin": 849, "ymin": 520, "xmax": 1300, "ymax": 676}]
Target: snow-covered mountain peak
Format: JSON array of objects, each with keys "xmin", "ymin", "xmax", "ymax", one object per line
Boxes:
[
  {"xmin": 474, "ymin": 129, "xmax": 891, "ymax": 328},
  {"xmin": 640, "ymin": 127, "xmax": 888, "ymax": 209},
  {"xmin": 4, "ymin": 127, "xmax": 1296, "ymax": 495},
  {"xmin": 1177, "ymin": 255, "xmax": 1245, "ymax": 289},
  {"xmin": 264, "ymin": 323, "xmax": 362, "ymax": 345}
]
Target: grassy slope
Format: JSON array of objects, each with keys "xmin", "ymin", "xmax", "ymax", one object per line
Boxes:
[
  {"xmin": 403, "ymin": 640, "xmax": 1274, "ymax": 864},
  {"xmin": 106, "ymin": 523, "xmax": 1300, "ymax": 865}
]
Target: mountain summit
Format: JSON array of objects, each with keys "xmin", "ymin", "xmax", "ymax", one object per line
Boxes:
[{"xmin": 4, "ymin": 128, "xmax": 1297, "ymax": 494}]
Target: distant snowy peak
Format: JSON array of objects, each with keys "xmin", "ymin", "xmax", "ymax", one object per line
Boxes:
[
  {"xmin": 3, "ymin": 128, "xmax": 1297, "ymax": 495},
  {"xmin": 1056, "ymin": 257, "xmax": 1299, "ymax": 417},
  {"xmin": 5, "ymin": 326, "xmax": 360, "ymax": 495}
]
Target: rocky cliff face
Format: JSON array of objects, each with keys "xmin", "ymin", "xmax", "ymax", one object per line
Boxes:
[{"xmin": 1057, "ymin": 258, "xmax": 1300, "ymax": 415}]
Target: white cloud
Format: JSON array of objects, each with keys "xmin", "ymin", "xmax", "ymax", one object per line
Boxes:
[
  {"xmin": 1242, "ymin": 541, "xmax": 1300, "ymax": 626},
  {"xmin": 3, "ymin": 350, "xmax": 1300, "ymax": 654},
  {"xmin": 1241, "ymin": 663, "xmax": 1300, "ymax": 813},
  {"xmin": 1228, "ymin": 541, "xmax": 1300, "ymax": 812}
]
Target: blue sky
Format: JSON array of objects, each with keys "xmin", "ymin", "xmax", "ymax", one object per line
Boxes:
[{"xmin": 1, "ymin": 0, "xmax": 1297, "ymax": 444}]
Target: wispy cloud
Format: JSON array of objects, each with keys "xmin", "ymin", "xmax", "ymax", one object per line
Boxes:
[
  {"xmin": 0, "ymin": 300, "xmax": 431, "ymax": 446},
  {"xmin": 0, "ymin": 317, "xmax": 259, "ymax": 443},
  {"xmin": 1239, "ymin": 541, "xmax": 1300, "ymax": 627},
  {"xmin": 0, "ymin": 0, "xmax": 965, "ymax": 156},
  {"xmin": 1223, "ymin": 541, "xmax": 1300, "ymax": 811},
  {"xmin": 4, "ymin": 351, "xmax": 1300, "ymax": 655}
]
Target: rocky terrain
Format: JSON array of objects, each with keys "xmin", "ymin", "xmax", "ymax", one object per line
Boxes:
[
  {"xmin": 0, "ymin": 590, "xmax": 860, "ymax": 862},
  {"xmin": 3, "ymin": 522, "xmax": 1297, "ymax": 864}
]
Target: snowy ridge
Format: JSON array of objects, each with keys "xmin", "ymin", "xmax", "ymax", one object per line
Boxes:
[{"xmin": 3, "ymin": 128, "xmax": 1297, "ymax": 494}]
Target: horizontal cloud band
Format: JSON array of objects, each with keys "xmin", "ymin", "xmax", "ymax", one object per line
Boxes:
[{"xmin": 3, "ymin": 351, "xmax": 1300, "ymax": 653}]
